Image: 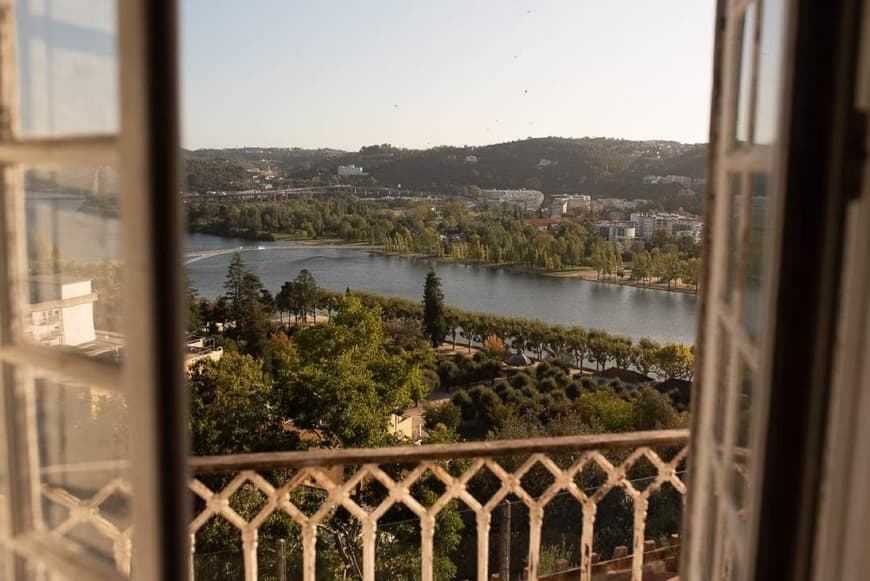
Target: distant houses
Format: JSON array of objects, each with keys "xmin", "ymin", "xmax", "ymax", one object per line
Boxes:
[
  {"xmin": 482, "ymin": 188, "xmax": 545, "ymax": 212},
  {"xmin": 337, "ymin": 164, "xmax": 367, "ymax": 177}
]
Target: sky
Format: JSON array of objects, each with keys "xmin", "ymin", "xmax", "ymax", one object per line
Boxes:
[{"xmin": 180, "ymin": 0, "xmax": 716, "ymax": 151}]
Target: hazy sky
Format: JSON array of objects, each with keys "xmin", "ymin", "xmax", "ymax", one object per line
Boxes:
[{"xmin": 181, "ymin": 0, "xmax": 715, "ymax": 150}]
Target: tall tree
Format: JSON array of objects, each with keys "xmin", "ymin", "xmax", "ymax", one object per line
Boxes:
[
  {"xmin": 422, "ymin": 270, "xmax": 448, "ymax": 348},
  {"xmin": 185, "ymin": 274, "xmax": 202, "ymax": 334},
  {"xmin": 294, "ymin": 269, "xmax": 318, "ymax": 322},
  {"xmin": 223, "ymin": 252, "xmax": 248, "ymax": 329}
]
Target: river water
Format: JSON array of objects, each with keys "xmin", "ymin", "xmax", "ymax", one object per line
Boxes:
[
  {"xmin": 186, "ymin": 235, "xmax": 697, "ymax": 344},
  {"xmin": 26, "ymin": 196, "xmax": 697, "ymax": 344}
]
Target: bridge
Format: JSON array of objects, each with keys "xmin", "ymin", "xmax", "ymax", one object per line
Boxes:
[
  {"xmin": 183, "ymin": 245, "xmax": 300, "ymax": 264},
  {"xmin": 182, "ymin": 184, "xmax": 416, "ymax": 202}
]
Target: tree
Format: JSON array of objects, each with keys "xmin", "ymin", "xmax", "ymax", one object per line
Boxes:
[
  {"xmin": 277, "ymin": 297, "xmax": 429, "ymax": 447},
  {"xmin": 220, "ymin": 253, "xmax": 272, "ymax": 355},
  {"xmin": 188, "ymin": 352, "xmax": 287, "ymax": 456},
  {"xmin": 275, "ymin": 281, "xmax": 293, "ymax": 324},
  {"xmin": 223, "ymin": 251, "xmax": 248, "ymax": 328},
  {"xmin": 632, "ymin": 386, "xmax": 680, "ymax": 430},
  {"xmin": 632, "ymin": 338, "xmax": 661, "ymax": 376},
  {"xmin": 185, "ymin": 274, "xmax": 202, "ymax": 334},
  {"xmin": 237, "ymin": 272, "xmax": 272, "ymax": 356},
  {"xmin": 681, "ymin": 257, "xmax": 701, "ymax": 290},
  {"xmin": 587, "ymin": 331, "xmax": 614, "ymax": 371},
  {"xmin": 654, "ymin": 343, "xmax": 695, "ymax": 380},
  {"xmin": 422, "ymin": 270, "xmax": 448, "ymax": 348},
  {"xmin": 295, "ymin": 269, "xmax": 318, "ymax": 322}
]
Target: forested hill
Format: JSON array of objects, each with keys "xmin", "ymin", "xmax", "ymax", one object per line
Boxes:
[{"xmin": 183, "ymin": 137, "xmax": 707, "ymax": 197}]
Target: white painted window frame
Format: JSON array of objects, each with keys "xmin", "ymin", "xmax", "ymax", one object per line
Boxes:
[
  {"xmin": 0, "ymin": 0, "xmax": 188, "ymax": 579},
  {"xmin": 683, "ymin": 0, "xmax": 796, "ymax": 578}
]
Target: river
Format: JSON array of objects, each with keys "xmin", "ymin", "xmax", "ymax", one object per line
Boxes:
[
  {"xmin": 186, "ymin": 235, "xmax": 697, "ymax": 344},
  {"xmin": 26, "ymin": 196, "xmax": 698, "ymax": 344}
]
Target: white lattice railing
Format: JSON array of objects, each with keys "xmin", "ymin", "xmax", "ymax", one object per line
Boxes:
[{"xmin": 40, "ymin": 429, "xmax": 690, "ymax": 581}]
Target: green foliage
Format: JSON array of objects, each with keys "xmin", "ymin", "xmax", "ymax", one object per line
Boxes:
[
  {"xmin": 575, "ymin": 388, "xmax": 636, "ymax": 432},
  {"xmin": 221, "ymin": 252, "xmax": 273, "ymax": 355},
  {"xmin": 539, "ymin": 537, "xmax": 578, "ymax": 576},
  {"xmin": 188, "ymin": 351, "xmax": 288, "ymax": 455},
  {"xmin": 422, "ymin": 270, "xmax": 448, "ymax": 347},
  {"xmin": 654, "ymin": 343, "xmax": 695, "ymax": 380},
  {"xmin": 277, "ymin": 296, "xmax": 429, "ymax": 447},
  {"xmin": 424, "ymin": 401, "xmax": 461, "ymax": 432},
  {"xmin": 632, "ymin": 386, "xmax": 682, "ymax": 429}
]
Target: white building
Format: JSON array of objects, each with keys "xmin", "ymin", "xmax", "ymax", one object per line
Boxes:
[
  {"xmin": 464, "ymin": 155, "xmax": 478, "ymax": 164},
  {"xmin": 597, "ymin": 221, "xmax": 637, "ymax": 242},
  {"xmin": 482, "ymin": 189, "xmax": 545, "ymax": 211},
  {"xmin": 549, "ymin": 199, "xmax": 569, "ymax": 218},
  {"xmin": 337, "ymin": 164, "xmax": 366, "ymax": 177},
  {"xmin": 629, "ymin": 212, "xmax": 704, "ymax": 241},
  {"xmin": 27, "ymin": 276, "xmax": 97, "ymax": 347},
  {"xmin": 552, "ymin": 194, "xmax": 592, "ymax": 213},
  {"xmin": 662, "ymin": 175, "xmax": 694, "ymax": 187},
  {"xmin": 184, "ymin": 336, "xmax": 224, "ymax": 371},
  {"xmin": 595, "ymin": 198, "xmax": 639, "ymax": 210}
]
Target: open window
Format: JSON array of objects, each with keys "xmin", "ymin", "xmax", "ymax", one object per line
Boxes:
[
  {"xmin": 0, "ymin": 0, "xmax": 867, "ymax": 580},
  {"xmin": 0, "ymin": 0, "xmax": 188, "ymax": 579}
]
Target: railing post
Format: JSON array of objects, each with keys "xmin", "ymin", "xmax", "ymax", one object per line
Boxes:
[
  {"xmin": 499, "ymin": 500, "xmax": 511, "ymax": 581},
  {"xmin": 362, "ymin": 521, "xmax": 376, "ymax": 581},
  {"xmin": 277, "ymin": 538, "xmax": 286, "ymax": 581},
  {"xmin": 302, "ymin": 523, "xmax": 317, "ymax": 581},
  {"xmin": 242, "ymin": 528, "xmax": 258, "ymax": 581},
  {"xmin": 527, "ymin": 505, "xmax": 543, "ymax": 580},
  {"xmin": 477, "ymin": 511, "xmax": 491, "ymax": 581},
  {"xmin": 189, "ymin": 533, "xmax": 196, "ymax": 581},
  {"xmin": 580, "ymin": 502, "xmax": 597, "ymax": 581},
  {"xmin": 630, "ymin": 496, "xmax": 649, "ymax": 581},
  {"xmin": 420, "ymin": 516, "xmax": 435, "ymax": 581}
]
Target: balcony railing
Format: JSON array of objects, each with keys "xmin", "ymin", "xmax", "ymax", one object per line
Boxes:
[{"xmin": 40, "ymin": 429, "xmax": 690, "ymax": 581}]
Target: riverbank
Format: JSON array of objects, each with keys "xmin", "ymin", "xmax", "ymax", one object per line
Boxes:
[
  {"xmin": 546, "ymin": 267, "xmax": 698, "ymax": 294},
  {"xmin": 369, "ymin": 250, "xmax": 698, "ymax": 295}
]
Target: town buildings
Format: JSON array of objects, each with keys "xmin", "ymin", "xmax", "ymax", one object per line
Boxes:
[
  {"xmin": 337, "ymin": 164, "xmax": 366, "ymax": 177},
  {"xmin": 629, "ymin": 212, "xmax": 703, "ymax": 241},
  {"xmin": 27, "ymin": 275, "xmax": 98, "ymax": 347},
  {"xmin": 596, "ymin": 221, "xmax": 637, "ymax": 242},
  {"xmin": 549, "ymin": 194, "xmax": 592, "ymax": 217},
  {"xmin": 482, "ymin": 188, "xmax": 545, "ymax": 211}
]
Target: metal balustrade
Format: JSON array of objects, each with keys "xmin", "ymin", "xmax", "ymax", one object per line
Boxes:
[{"xmin": 39, "ymin": 429, "xmax": 691, "ymax": 581}]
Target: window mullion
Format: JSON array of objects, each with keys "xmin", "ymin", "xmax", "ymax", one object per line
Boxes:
[{"xmin": 0, "ymin": 136, "xmax": 119, "ymax": 165}]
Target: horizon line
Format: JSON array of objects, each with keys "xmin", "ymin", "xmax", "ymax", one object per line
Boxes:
[{"xmin": 183, "ymin": 135, "xmax": 710, "ymax": 152}]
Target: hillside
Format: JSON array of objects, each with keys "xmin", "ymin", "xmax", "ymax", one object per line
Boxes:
[{"xmin": 184, "ymin": 137, "xmax": 708, "ymax": 199}]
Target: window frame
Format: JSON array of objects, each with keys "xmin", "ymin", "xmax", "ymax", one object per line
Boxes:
[
  {"xmin": 683, "ymin": 0, "xmax": 866, "ymax": 579},
  {"xmin": 0, "ymin": 0, "xmax": 189, "ymax": 579}
]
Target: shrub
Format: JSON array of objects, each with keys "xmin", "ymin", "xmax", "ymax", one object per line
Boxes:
[
  {"xmin": 423, "ymin": 402, "xmax": 461, "ymax": 432},
  {"xmin": 538, "ymin": 377, "xmax": 559, "ymax": 393},
  {"xmin": 510, "ymin": 372, "xmax": 533, "ymax": 389}
]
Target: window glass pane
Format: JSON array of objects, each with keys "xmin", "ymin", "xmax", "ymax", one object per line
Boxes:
[
  {"xmin": 733, "ymin": 4, "xmax": 757, "ymax": 147},
  {"xmin": 22, "ymin": 166, "xmax": 123, "ymax": 363},
  {"xmin": 14, "ymin": 0, "xmax": 118, "ymax": 136},
  {"xmin": 742, "ymin": 173, "xmax": 768, "ymax": 337},
  {"xmin": 731, "ymin": 361, "xmax": 754, "ymax": 515},
  {"xmin": 714, "ymin": 323, "xmax": 731, "ymax": 444},
  {"xmin": 700, "ymin": 465, "xmax": 721, "ymax": 580},
  {"xmin": 754, "ymin": 0, "xmax": 786, "ymax": 145},
  {"xmin": 1, "ymin": 365, "xmax": 128, "ymax": 570},
  {"xmin": 735, "ymin": 361, "xmax": 754, "ymax": 449},
  {"xmin": 34, "ymin": 372, "xmax": 129, "ymax": 569},
  {"xmin": 725, "ymin": 173, "xmax": 743, "ymax": 305}
]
